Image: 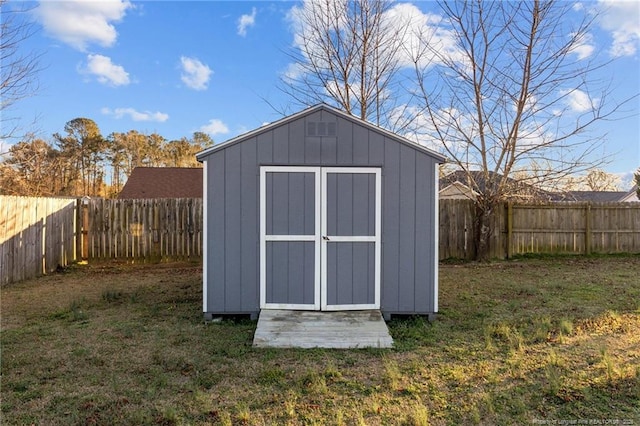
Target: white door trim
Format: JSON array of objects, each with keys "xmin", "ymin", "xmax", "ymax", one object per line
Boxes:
[
  {"xmin": 320, "ymin": 167, "xmax": 382, "ymax": 311},
  {"xmin": 260, "ymin": 166, "xmax": 321, "ymax": 310},
  {"xmin": 321, "ymin": 167, "xmax": 381, "ymax": 311},
  {"xmin": 260, "ymin": 166, "xmax": 381, "ymax": 311}
]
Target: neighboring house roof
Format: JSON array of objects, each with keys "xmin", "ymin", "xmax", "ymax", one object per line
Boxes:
[
  {"xmin": 438, "ymin": 170, "xmax": 560, "ymax": 201},
  {"xmin": 196, "ymin": 103, "xmax": 447, "ymax": 163},
  {"xmin": 619, "ymin": 185, "xmax": 640, "ymax": 202},
  {"xmin": 562, "ymin": 191, "xmax": 630, "ymax": 202},
  {"xmin": 439, "ymin": 171, "xmax": 640, "ymax": 203},
  {"xmin": 439, "ymin": 181, "xmax": 478, "ymax": 200},
  {"xmin": 118, "ymin": 167, "xmax": 203, "ymax": 199}
]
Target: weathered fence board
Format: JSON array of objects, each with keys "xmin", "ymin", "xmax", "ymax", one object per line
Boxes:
[
  {"xmin": 439, "ymin": 200, "xmax": 640, "ymax": 260},
  {"xmin": 2, "ymin": 195, "xmax": 638, "ymax": 284},
  {"xmin": 0, "ymin": 196, "xmax": 77, "ymax": 285},
  {"xmin": 85, "ymin": 198, "xmax": 203, "ymax": 261}
]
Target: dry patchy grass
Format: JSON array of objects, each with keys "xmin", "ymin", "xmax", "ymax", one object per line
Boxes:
[{"xmin": 1, "ymin": 256, "xmax": 639, "ymax": 425}]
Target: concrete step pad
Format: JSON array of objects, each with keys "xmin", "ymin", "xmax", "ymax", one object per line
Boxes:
[{"xmin": 253, "ymin": 309, "xmax": 393, "ymax": 349}]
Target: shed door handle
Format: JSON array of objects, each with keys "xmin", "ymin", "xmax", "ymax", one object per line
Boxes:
[{"xmin": 322, "ymin": 236, "xmax": 330, "ymax": 241}]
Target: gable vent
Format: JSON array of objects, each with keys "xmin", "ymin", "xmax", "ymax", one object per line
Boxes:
[{"xmin": 307, "ymin": 122, "xmax": 336, "ymax": 137}]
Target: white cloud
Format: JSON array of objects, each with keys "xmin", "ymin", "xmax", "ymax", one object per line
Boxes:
[
  {"xmin": 237, "ymin": 7, "xmax": 257, "ymax": 37},
  {"xmin": 598, "ymin": 0, "xmax": 640, "ymax": 57},
  {"xmin": 570, "ymin": 32, "xmax": 595, "ymax": 60},
  {"xmin": 84, "ymin": 54, "xmax": 130, "ymax": 86},
  {"xmin": 382, "ymin": 2, "xmax": 462, "ymax": 68},
  {"xmin": 180, "ymin": 56, "xmax": 212, "ymax": 91},
  {"xmin": 102, "ymin": 107, "xmax": 168, "ymax": 122},
  {"xmin": 286, "ymin": 1, "xmax": 462, "ymax": 76},
  {"xmin": 560, "ymin": 88, "xmax": 599, "ymax": 113},
  {"xmin": 200, "ymin": 119, "xmax": 229, "ymax": 136},
  {"xmin": 0, "ymin": 139, "xmax": 10, "ymax": 155},
  {"xmin": 35, "ymin": 0, "xmax": 132, "ymax": 51}
]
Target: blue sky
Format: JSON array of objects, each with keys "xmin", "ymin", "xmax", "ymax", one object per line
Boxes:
[{"xmin": 4, "ymin": 0, "xmax": 640, "ymax": 188}]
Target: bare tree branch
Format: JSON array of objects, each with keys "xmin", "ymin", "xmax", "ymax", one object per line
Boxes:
[
  {"xmin": 0, "ymin": 0, "xmax": 42, "ymax": 143},
  {"xmin": 411, "ymin": 0, "xmax": 637, "ymax": 259}
]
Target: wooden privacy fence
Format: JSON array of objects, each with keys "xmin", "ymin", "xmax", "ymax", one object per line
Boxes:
[
  {"xmin": 0, "ymin": 196, "xmax": 202, "ymax": 285},
  {"xmin": 2, "ymin": 196, "xmax": 639, "ymax": 284},
  {"xmin": 1, "ymin": 196, "xmax": 77, "ymax": 285},
  {"xmin": 439, "ymin": 199, "xmax": 640, "ymax": 259},
  {"xmin": 85, "ymin": 198, "xmax": 203, "ymax": 261}
]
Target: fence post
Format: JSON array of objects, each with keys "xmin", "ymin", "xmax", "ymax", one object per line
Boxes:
[
  {"xmin": 506, "ymin": 202, "xmax": 513, "ymax": 259},
  {"xmin": 585, "ymin": 202, "xmax": 592, "ymax": 255},
  {"xmin": 75, "ymin": 199, "xmax": 82, "ymax": 262},
  {"xmin": 81, "ymin": 197, "xmax": 90, "ymax": 261}
]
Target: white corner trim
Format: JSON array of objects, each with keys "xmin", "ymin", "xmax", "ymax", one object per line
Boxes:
[{"xmin": 202, "ymin": 160, "xmax": 208, "ymax": 313}]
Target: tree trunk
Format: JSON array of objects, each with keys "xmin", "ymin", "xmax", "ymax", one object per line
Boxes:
[{"xmin": 474, "ymin": 199, "xmax": 496, "ymax": 261}]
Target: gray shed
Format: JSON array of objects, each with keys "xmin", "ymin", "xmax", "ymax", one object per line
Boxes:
[{"xmin": 196, "ymin": 104, "xmax": 445, "ymax": 321}]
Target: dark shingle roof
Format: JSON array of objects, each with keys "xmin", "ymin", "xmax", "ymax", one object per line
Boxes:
[
  {"xmin": 562, "ymin": 191, "xmax": 629, "ymax": 202},
  {"xmin": 118, "ymin": 167, "xmax": 202, "ymax": 199},
  {"xmin": 439, "ymin": 170, "xmax": 561, "ymax": 201}
]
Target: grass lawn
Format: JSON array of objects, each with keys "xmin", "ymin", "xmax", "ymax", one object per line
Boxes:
[{"xmin": 1, "ymin": 256, "xmax": 639, "ymax": 425}]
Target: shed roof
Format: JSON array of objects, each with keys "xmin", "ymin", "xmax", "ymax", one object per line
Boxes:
[
  {"xmin": 118, "ymin": 167, "xmax": 203, "ymax": 199},
  {"xmin": 196, "ymin": 103, "xmax": 446, "ymax": 162}
]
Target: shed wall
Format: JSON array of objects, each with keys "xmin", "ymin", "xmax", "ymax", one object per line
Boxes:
[{"xmin": 203, "ymin": 109, "xmax": 439, "ymax": 316}]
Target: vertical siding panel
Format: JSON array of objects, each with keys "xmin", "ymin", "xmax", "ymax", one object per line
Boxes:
[
  {"xmin": 225, "ymin": 145, "xmax": 242, "ymax": 310},
  {"xmin": 305, "ymin": 136, "xmax": 322, "ymax": 165},
  {"xmin": 257, "ymin": 133, "xmax": 273, "ymax": 165},
  {"xmin": 288, "ymin": 173, "xmax": 306, "ymax": 233},
  {"xmin": 415, "ymin": 155, "xmax": 434, "ymax": 311},
  {"xmin": 352, "ymin": 123, "xmax": 369, "ymax": 165},
  {"xmin": 210, "ymin": 152, "xmax": 226, "ymax": 311},
  {"xmin": 382, "ymin": 138, "xmax": 400, "ymax": 312},
  {"xmin": 337, "ymin": 117, "xmax": 353, "ymax": 165},
  {"xmin": 336, "ymin": 174, "xmax": 353, "ymax": 235},
  {"xmin": 273, "ymin": 125, "xmax": 289, "ymax": 164},
  {"xmin": 321, "ymin": 136, "xmax": 337, "ymax": 164},
  {"xmin": 368, "ymin": 132, "xmax": 384, "ymax": 165},
  {"xmin": 352, "ymin": 174, "xmax": 372, "ymax": 236},
  {"xmin": 287, "ymin": 241, "xmax": 305, "ymax": 303},
  {"xmin": 240, "ymin": 138, "xmax": 259, "ymax": 311},
  {"xmin": 288, "ymin": 118, "xmax": 305, "ymax": 164},
  {"xmin": 398, "ymin": 146, "xmax": 416, "ymax": 311}
]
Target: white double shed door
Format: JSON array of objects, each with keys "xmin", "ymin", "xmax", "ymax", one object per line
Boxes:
[{"xmin": 260, "ymin": 166, "xmax": 381, "ymax": 311}]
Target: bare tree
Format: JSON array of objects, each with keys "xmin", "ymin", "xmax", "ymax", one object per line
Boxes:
[
  {"xmin": 410, "ymin": 0, "xmax": 635, "ymax": 259},
  {"xmin": 0, "ymin": 0, "xmax": 41, "ymax": 143},
  {"xmin": 281, "ymin": 0, "xmax": 410, "ymax": 128}
]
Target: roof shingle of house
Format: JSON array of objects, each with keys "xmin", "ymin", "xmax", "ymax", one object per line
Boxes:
[
  {"xmin": 562, "ymin": 191, "xmax": 629, "ymax": 202},
  {"xmin": 118, "ymin": 167, "xmax": 203, "ymax": 199}
]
